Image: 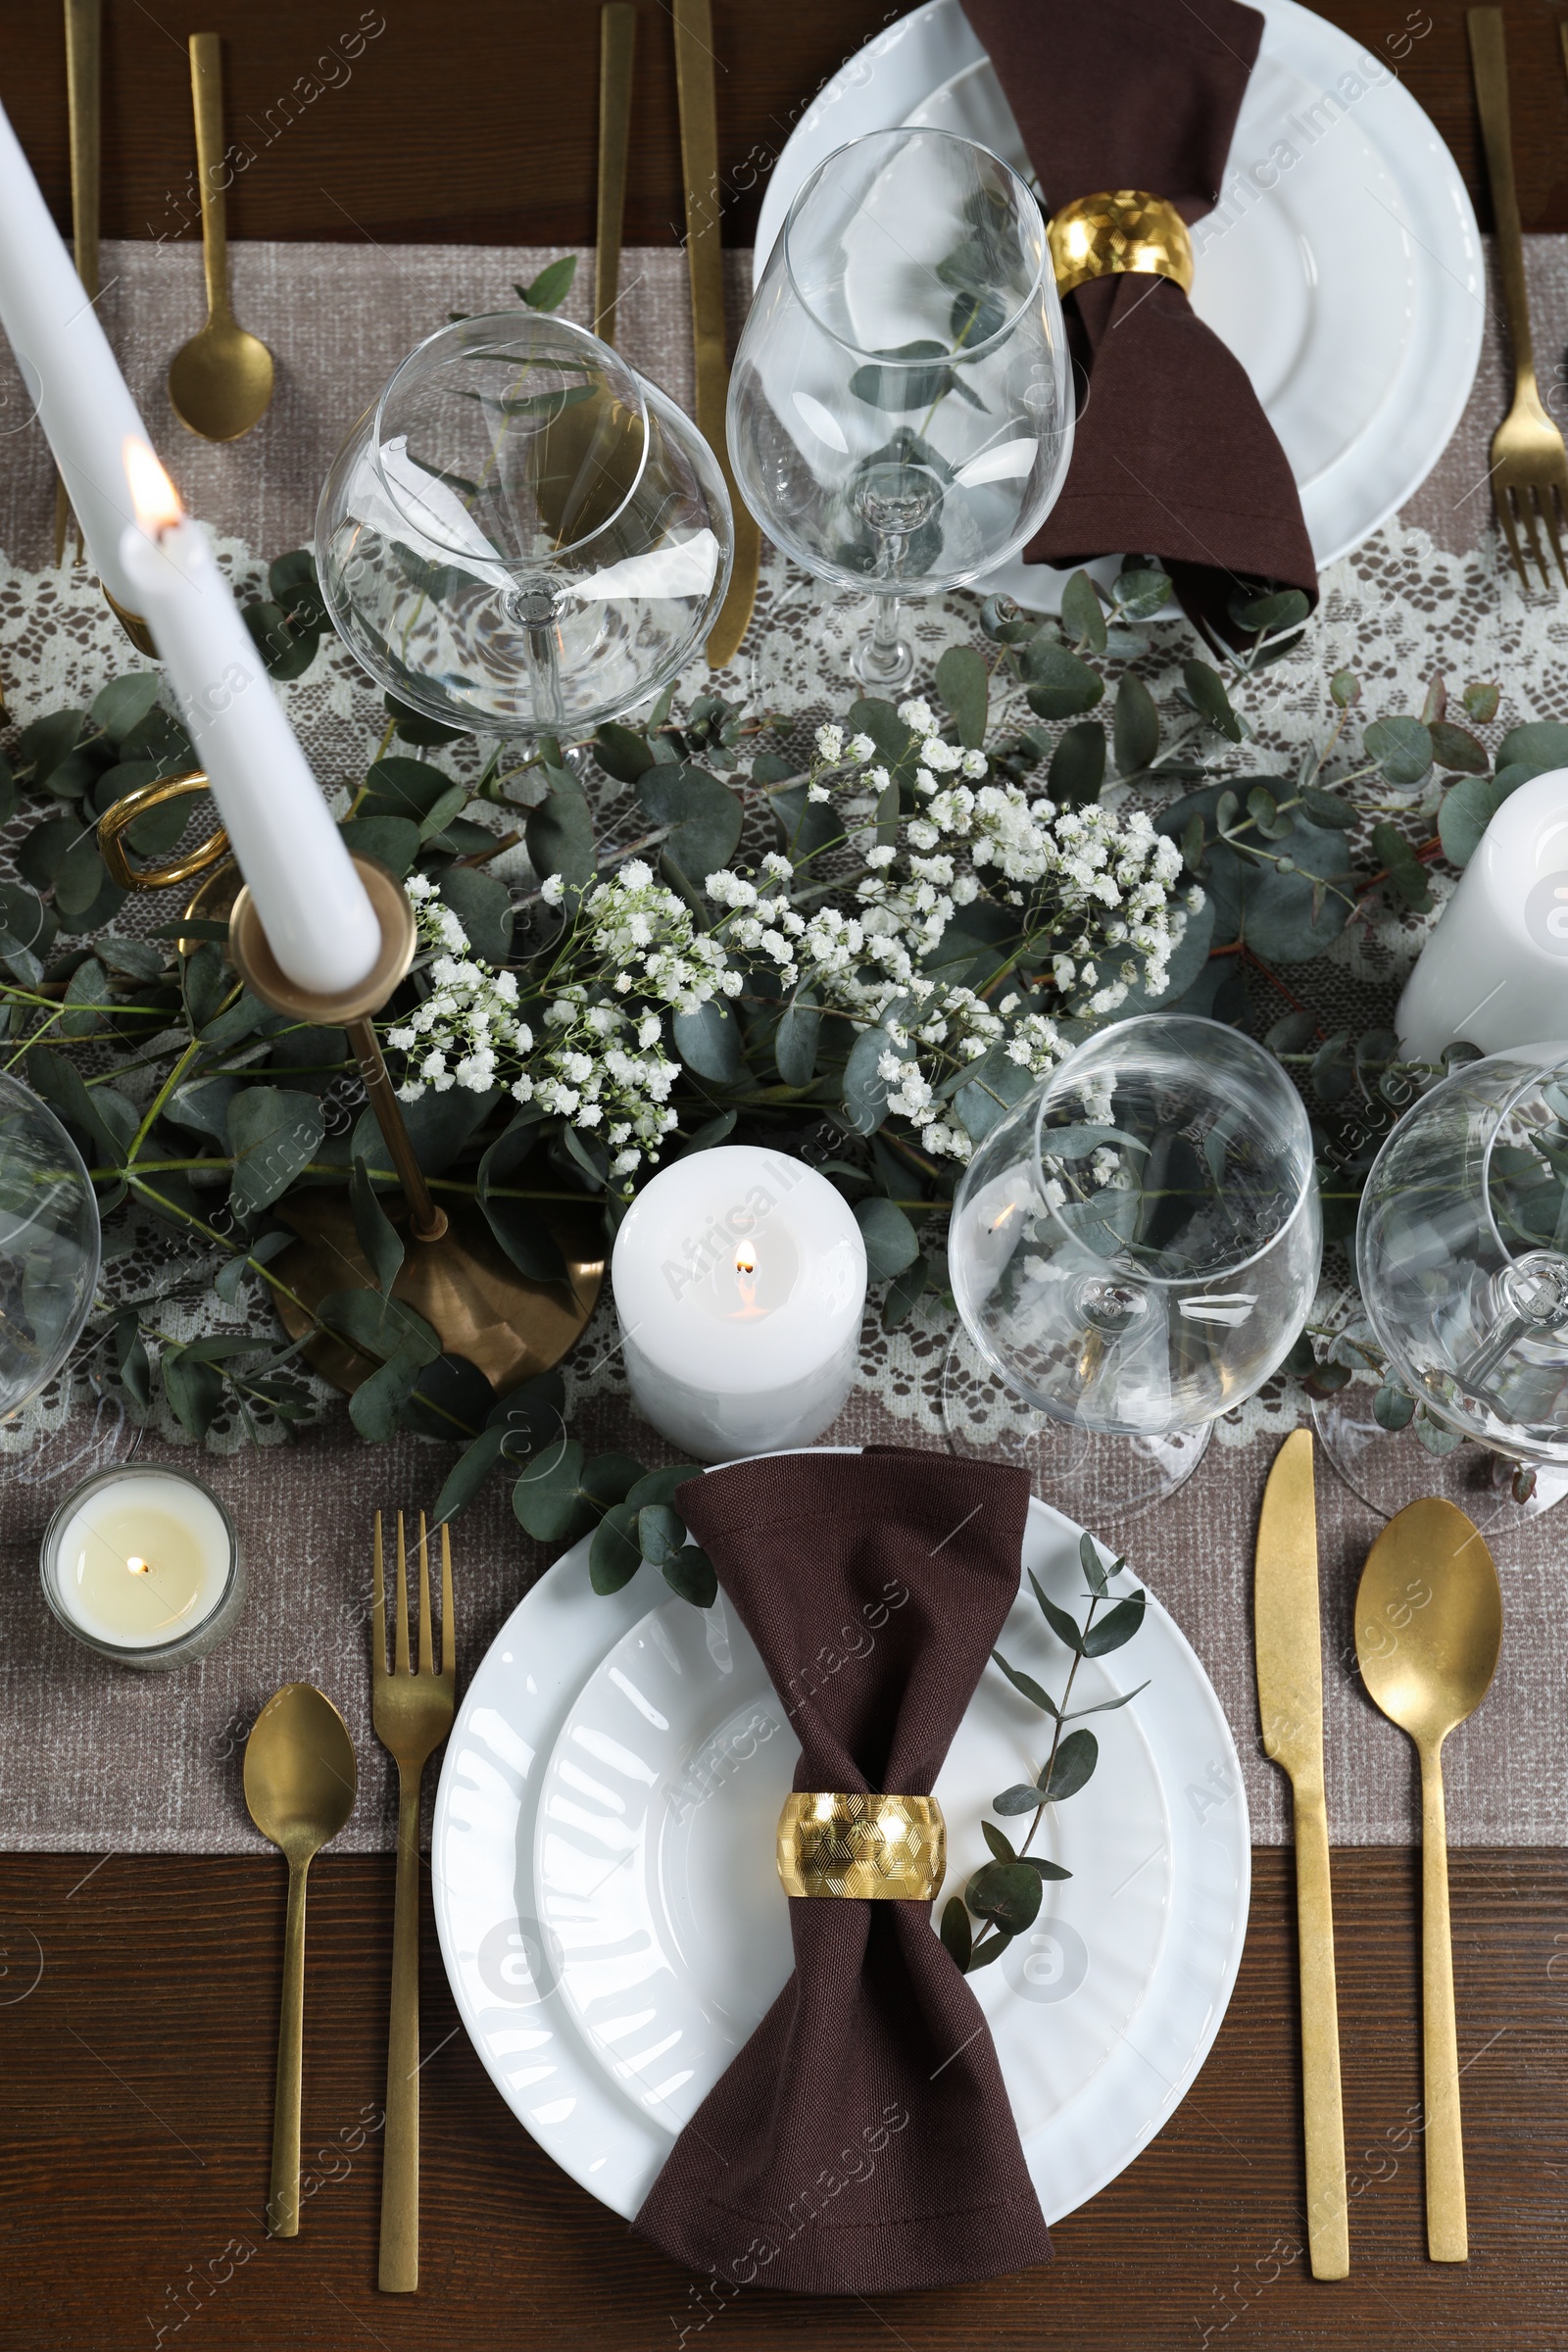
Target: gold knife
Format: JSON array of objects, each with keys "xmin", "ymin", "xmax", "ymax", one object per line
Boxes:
[
  {"xmin": 54, "ymin": 0, "xmax": 100, "ymax": 566},
  {"xmin": 595, "ymin": 4, "xmax": 637, "ymax": 346},
  {"xmin": 1254, "ymin": 1428, "xmax": 1349, "ymax": 2279},
  {"xmin": 671, "ymin": 0, "xmax": 760, "ymax": 670}
]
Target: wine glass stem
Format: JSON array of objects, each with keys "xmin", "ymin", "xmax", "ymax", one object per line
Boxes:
[
  {"xmin": 864, "ymin": 587, "xmax": 905, "ymax": 680},
  {"xmin": 523, "ymin": 616, "xmax": 564, "ymax": 728}
]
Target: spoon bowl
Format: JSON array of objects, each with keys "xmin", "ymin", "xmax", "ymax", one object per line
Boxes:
[
  {"xmin": 168, "ymin": 318, "xmax": 275, "ymax": 444},
  {"xmin": 1356, "ymin": 1496, "xmax": 1503, "ymax": 1742},
  {"xmin": 244, "ymin": 1679, "xmax": 358, "ymax": 1856},
  {"xmin": 244, "ymin": 1682, "xmax": 356, "ymax": 2235},
  {"xmin": 1355, "ymin": 1497, "xmax": 1501, "ymax": 2264}
]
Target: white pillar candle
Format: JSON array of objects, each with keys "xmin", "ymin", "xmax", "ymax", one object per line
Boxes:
[
  {"xmin": 0, "ymin": 93, "xmax": 154, "ymax": 612},
  {"xmin": 41, "ymin": 1465, "xmax": 242, "ymax": 1669},
  {"xmin": 1397, "ymin": 769, "xmax": 1568, "ymax": 1060},
  {"xmin": 118, "ymin": 441, "xmax": 381, "ymax": 998},
  {"xmin": 612, "ymin": 1146, "xmax": 867, "ymax": 1462}
]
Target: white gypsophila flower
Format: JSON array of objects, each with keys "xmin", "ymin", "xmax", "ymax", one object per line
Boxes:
[
  {"xmin": 849, "ymin": 733, "xmax": 876, "ymax": 762},
  {"xmin": 897, "ymin": 697, "xmax": 935, "ymax": 737},
  {"xmin": 815, "ymin": 722, "xmax": 844, "ymax": 763}
]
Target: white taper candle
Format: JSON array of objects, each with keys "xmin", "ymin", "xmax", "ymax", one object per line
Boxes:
[
  {"xmin": 0, "ymin": 92, "xmax": 151, "ymax": 611},
  {"xmin": 119, "ymin": 441, "xmax": 381, "ymax": 997}
]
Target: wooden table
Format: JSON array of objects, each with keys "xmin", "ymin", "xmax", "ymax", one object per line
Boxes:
[
  {"xmin": 1, "ymin": 1850, "xmax": 1563, "ymax": 2348},
  {"xmin": 10, "ymin": 0, "xmax": 1568, "ymax": 245},
  {"xmin": 3, "ymin": 2, "xmax": 1567, "ymax": 2343}
]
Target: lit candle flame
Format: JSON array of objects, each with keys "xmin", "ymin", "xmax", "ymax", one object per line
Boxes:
[
  {"xmin": 735, "ymin": 1246, "xmax": 756, "ymax": 1276},
  {"xmin": 123, "ymin": 436, "xmax": 184, "ymax": 536},
  {"xmin": 125, "ymin": 1554, "xmax": 152, "ymax": 1576}
]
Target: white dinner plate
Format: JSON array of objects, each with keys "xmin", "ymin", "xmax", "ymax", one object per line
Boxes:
[
  {"xmin": 752, "ymin": 0, "xmax": 1483, "ymax": 609},
  {"xmin": 433, "ymin": 1457, "xmax": 1251, "ymax": 2230}
]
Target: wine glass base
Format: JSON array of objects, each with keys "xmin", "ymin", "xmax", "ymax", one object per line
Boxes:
[
  {"xmin": 852, "ymin": 623, "xmax": 915, "ymax": 690},
  {"xmin": 0, "ymin": 1339, "xmax": 143, "ymax": 1500},
  {"xmin": 941, "ymin": 1325, "xmax": 1209, "ymax": 1527},
  {"xmin": 1311, "ymin": 1385, "xmax": 1568, "ymax": 1525}
]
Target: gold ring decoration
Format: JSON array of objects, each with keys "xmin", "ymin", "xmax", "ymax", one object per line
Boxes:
[
  {"xmin": 776, "ymin": 1790, "xmax": 947, "ymax": 1901},
  {"xmin": 1047, "ymin": 189, "xmax": 1195, "ymax": 301},
  {"xmin": 96, "ymin": 767, "xmax": 232, "ymax": 892},
  {"xmin": 101, "ymin": 586, "xmax": 159, "ymax": 659}
]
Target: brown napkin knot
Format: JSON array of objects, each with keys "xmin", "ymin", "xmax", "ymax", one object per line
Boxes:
[
  {"xmin": 963, "ymin": 0, "xmax": 1317, "ymax": 645},
  {"xmin": 633, "ymin": 1446, "xmax": 1053, "ymax": 2294}
]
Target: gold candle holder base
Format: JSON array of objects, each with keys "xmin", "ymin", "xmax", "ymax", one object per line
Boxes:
[
  {"xmin": 226, "ymin": 854, "xmax": 604, "ymax": 1398},
  {"xmin": 102, "ymin": 585, "xmax": 160, "ymax": 658}
]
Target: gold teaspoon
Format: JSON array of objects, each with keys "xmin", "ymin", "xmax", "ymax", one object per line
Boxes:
[
  {"xmin": 243, "ymin": 1683, "xmax": 357, "ymax": 2236},
  {"xmin": 1355, "ymin": 1498, "xmax": 1502, "ymax": 2263},
  {"xmin": 168, "ymin": 32, "xmax": 275, "ymax": 440}
]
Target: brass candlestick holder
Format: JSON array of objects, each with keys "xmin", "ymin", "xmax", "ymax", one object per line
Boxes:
[{"xmin": 98, "ymin": 777, "xmax": 604, "ymax": 1396}]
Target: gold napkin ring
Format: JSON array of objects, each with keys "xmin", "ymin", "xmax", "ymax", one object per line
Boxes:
[
  {"xmin": 1048, "ymin": 190, "xmax": 1196, "ymax": 300},
  {"xmin": 776, "ymin": 1791, "xmax": 947, "ymax": 1900}
]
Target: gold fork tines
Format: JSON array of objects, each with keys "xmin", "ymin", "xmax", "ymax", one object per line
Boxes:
[
  {"xmin": 1470, "ymin": 9, "xmax": 1568, "ymax": 592},
  {"xmin": 369, "ymin": 1508, "xmax": 456, "ymax": 2294}
]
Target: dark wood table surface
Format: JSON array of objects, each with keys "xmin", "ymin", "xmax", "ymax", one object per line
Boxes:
[{"xmin": 4, "ymin": 0, "xmax": 1568, "ymax": 2344}]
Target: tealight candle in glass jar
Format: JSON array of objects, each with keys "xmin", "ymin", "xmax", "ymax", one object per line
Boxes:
[{"xmin": 40, "ymin": 1465, "xmax": 243, "ymax": 1669}]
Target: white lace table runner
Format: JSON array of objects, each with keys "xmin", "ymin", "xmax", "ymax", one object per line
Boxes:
[{"xmin": 0, "ymin": 240, "xmax": 1564, "ymax": 1854}]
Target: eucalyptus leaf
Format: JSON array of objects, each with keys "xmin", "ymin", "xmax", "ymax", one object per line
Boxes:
[
  {"xmin": 590, "ymin": 1502, "xmax": 644, "ymax": 1593},
  {"xmin": 1019, "ymin": 641, "xmax": 1103, "ymax": 721},
  {"xmin": 513, "ymin": 1438, "xmax": 592, "ymax": 1544},
  {"xmin": 637, "ymin": 761, "xmax": 743, "ymax": 886},
  {"xmin": 940, "ymin": 1895, "xmax": 973, "ymax": 1971},
  {"xmin": 437, "ymin": 865, "xmax": 514, "ymax": 963},
  {"xmin": 672, "ymin": 997, "xmax": 744, "ymax": 1083},
  {"xmin": 477, "ymin": 1111, "xmax": 570, "ymax": 1284},
  {"xmin": 990, "ymin": 1649, "xmax": 1060, "ymax": 1717},
  {"xmin": 351, "ymin": 1153, "xmax": 404, "ymax": 1294},
  {"xmin": 934, "ymin": 643, "xmax": 988, "ymax": 750},
  {"xmin": 90, "ymin": 674, "xmax": 164, "ymax": 744},
  {"xmin": 775, "ymin": 988, "xmax": 820, "ymax": 1089},
  {"xmin": 1049, "ymin": 719, "xmax": 1106, "ymax": 806},
  {"xmin": 964, "ymin": 1859, "xmax": 1043, "ymax": 1935},
  {"xmin": 1080, "ymin": 1591, "xmax": 1148, "ymax": 1655},
  {"xmin": 1059, "ymin": 568, "xmax": 1107, "ymax": 655},
  {"xmin": 525, "ymin": 785, "xmax": 597, "ymax": 888},
  {"xmin": 1364, "ymin": 715, "xmax": 1433, "ymax": 786},
  {"xmin": 1112, "ymin": 673, "xmax": 1159, "ymax": 775},
  {"xmin": 1182, "ymin": 661, "xmax": 1243, "ymax": 742},
  {"xmin": 662, "ymin": 1544, "xmax": 718, "ymax": 1607},
  {"xmin": 1036, "ymin": 1726, "xmax": 1099, "ymax": 1800},
  {"xmin": 854, "ymin": 1195, "xmax": 917, "ymax": 1279},
  {"xmin": 226, "ymin": 1089, "xmax": 325, "ymax": 1216}
]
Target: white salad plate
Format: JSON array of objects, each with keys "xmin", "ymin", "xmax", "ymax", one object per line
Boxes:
[
  {"xmin": 433, "ymin": 1455, "xmax": 1250, "ymax": 2229},
  {"xmin": 751, "ymin": 0, "xmax": 1483, "ymax": 609}
]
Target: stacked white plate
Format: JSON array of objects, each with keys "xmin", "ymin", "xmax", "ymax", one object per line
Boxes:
[
  {"xmin": 752, "ymin": 0, "xmax": 1484, "ymax": 611},
  {"xmin": 432, "ymin": 1454, "xmax": 1250, "ymax": 2227}
]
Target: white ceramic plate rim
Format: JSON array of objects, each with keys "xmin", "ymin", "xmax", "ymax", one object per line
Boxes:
[
  {"xmin": 432, "ymin": 1449, "xmax": 1251, "ymax": 2230},
  {"xmin": 750, "ymin": 0, "xmax": 1483, "ymax": 595}
]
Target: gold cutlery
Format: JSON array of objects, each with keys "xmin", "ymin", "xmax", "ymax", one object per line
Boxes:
[
  {"xmin": 53, "ymin": 0, "xmax": 100, "ymax": 566},
  {"xmin": 672, "ymin": 0, "xmax": 760, "ymax": 668},
  {"xmin": 595, "ymin": 3, "xmax": 638, "ymax": 346},
  {"xmin": 1468, "ymin": 8, "xmax": 1568, "ymax": 590},
  {"xmin": 371, "ymin": 1510, "xmax": 456, "ymax": 2293},
  {"xmin": 1254, "ymin": 1429, "xmax": 1348, "ymax": 2279},
  {"xmin": 168, "ymin": 32, "xmax": 275, "ymax": 441},
  {"xmin": 1355, "ymin": 1498, "xmax": 1501, "ymax": 2263},
  {"xmin": 243, "ymin": 1683, "xmax": 358, "ymax": 2237}
]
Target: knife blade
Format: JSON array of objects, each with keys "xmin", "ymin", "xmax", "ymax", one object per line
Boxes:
[
  {"xmin": 1255, "ymin": 1427, "xmax": 1349, "ymax": 2279},
  {"xmin": 53, "ymin": 0, "xmax": 99, "ymax": 566},
  {"xmin": 671, "ymin": 0, "xmax": 760, "ymax": 670}
]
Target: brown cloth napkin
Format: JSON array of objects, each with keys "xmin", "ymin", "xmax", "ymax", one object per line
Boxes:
[
  {"xmin": 962, "ymin": 0, "xmax": 1317, "ymax": 643},
  {"xmin": 633, "ymin": 1447, "xmax": 1052, "ymax": 2294}
]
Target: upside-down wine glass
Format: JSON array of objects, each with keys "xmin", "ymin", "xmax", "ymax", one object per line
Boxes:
[
  {"xmin": 727, "ymin": 127, "xmax": 1073, "ymax": 689},
  {"xmin": 944, "ymin": 1016, "xmax": 1323, "ymax": 1524},
  {"xmin": 1315, "ymin": 1043, "xmax": 1568, "ymax": 1524},
  {"xmin": 0, "ymin": 1072, "xmax": 134, "ymax": 1489},
  {"xmin": 317, "ymin": 312, "xmax": 733, "ymax": 742}
]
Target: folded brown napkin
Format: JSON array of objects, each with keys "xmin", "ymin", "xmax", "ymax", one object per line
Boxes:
[
  {"xmin": 633, "ymin": 1446, "xmax": 1051, "ymax": 2294},
  {"xmin": 962, "ymin": 0, "xmax": 1317, "ymax": 643}
]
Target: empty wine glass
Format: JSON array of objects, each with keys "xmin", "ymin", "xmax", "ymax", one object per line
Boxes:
[
  {"xmin": 728, "ymin": 127, "xmax": 1072, "ymax": 688},
  {"xmin": 317, "ymin": 312, "xmax": 733, "ymax": 739},
  {"xmin": 1317, "ymin": 1044, "xmax": 1568, "ymax": 1522},
  {"xmin": 945, "ymin": 1017, "xmax": 1322, "ymax": 1522}
]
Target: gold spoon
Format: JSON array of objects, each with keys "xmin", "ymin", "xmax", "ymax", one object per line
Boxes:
[
  {"xmin": 168, "ymin": 32, "xmax": 274, "ymax": 440},
  {"xmin": 244, "ymin": 1683, "xmax": 357, "ymax": 2237},
  {"xmin": 1355, "ymin": 1498, "xmax": 1502, "ymax": 2263}
]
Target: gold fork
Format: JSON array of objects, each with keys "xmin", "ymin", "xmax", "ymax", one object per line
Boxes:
[
  {"xmin": 371, "ymin": 1511, "xmax": 456, "ymax": 2294},
  {"xmin": 1469, "ymin": 9, "xmax": 1568, "ymax": 591}
]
